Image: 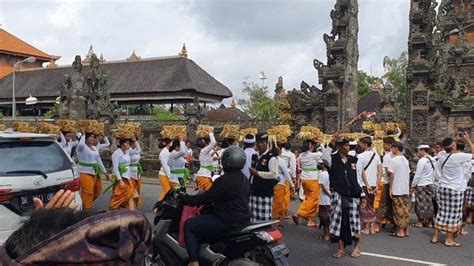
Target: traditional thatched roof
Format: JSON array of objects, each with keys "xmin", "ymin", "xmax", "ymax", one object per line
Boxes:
[
  {"xmin": 206, "ymin": 105, "xmax": 250, "ymax": 121},
  {"xmin": 0, "ymin": 56, "xmax": 232, "ymax": 104}
]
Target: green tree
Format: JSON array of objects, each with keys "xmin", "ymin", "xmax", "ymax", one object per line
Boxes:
[
  {"xmin": 154, "ymin": 106, "xmax": 180, "ymax": 121},
  {"xmin": 383, "ymin": 51, "xmax": 408, "ymax": 111},
  {"xmin": 238, "ymin": 80, "xmax": 279, "ymax": 121},
  {"xmin": 357, "ymin": 70, "xmax": 377, "ymax": 100}
]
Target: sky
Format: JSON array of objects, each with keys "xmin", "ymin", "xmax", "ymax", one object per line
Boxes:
[{"xmin": 0, "ymin": 0, "xmax": 411, "ymax": 104}]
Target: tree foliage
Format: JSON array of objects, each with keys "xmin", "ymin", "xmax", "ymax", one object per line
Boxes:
[
  {"xmin": 238, "ymin": 80, "xmax": 279, "ymax": 121},
  {"xmin": 357, "ymin": 70, "xmax": 377, "ymax": 100},
  {"xmin": 154, "ymin": 106, "xmax": 180, "ymax": 121},
  {"xmin": 383, "ymin": 51, "xmax": 408, "ymax": 111}
]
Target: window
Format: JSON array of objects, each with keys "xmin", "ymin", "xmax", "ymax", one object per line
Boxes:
[{"xmin": 0, "ymin": 141, "xmax": 70, "ymax": 174}]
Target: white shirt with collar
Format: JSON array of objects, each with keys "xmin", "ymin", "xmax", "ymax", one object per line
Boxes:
[
  {"xmin": 382, "ymin": 151, "xmax": 393, "ymax": 184},
  {"xmin": 111, "ymin": 148, "xmax": 131, "ymax": 180},
  {"xmin": 168, "ymin": 141, "xmax": 187, "ymax": 183},
  {"xmin": 356, "ymin": 149, "xmax": 381, "ymax": 187},
  {"xmin": 129, "ymin": 141, "xmax": 142, "ymax": 180},
  {"xmin": 412, "ymin": 155, "xmax": 436, "ymax": 187}
]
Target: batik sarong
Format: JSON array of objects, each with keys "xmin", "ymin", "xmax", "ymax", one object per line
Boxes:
[
  {"xmin": 392, "ymin": 195, "xmax": 410, "ymax": 229},
  {"xmin": 376, "ymin": 184, "xmax": 393, "ymax": 224},
  {"xmin": 415, "ymin": 185, "xmax": 434, "ymax": 219},
  {"xmin": 359, "ymin": 186, "xmax": 376, "ymax": 223}
]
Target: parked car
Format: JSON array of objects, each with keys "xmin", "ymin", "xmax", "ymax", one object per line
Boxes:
[{"xmin": 0, "ymin": 130, "xmax": 82, "ymax": 245}]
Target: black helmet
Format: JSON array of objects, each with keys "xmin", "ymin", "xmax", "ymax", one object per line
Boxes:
[{"xmin": 221, "ymin": 146, "xmax": 246, "ymax": 171}]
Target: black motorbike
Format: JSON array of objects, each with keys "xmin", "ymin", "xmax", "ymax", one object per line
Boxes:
[{"xmin": 146, "ymin": 187, "xmax": 290, "ymax": 266}]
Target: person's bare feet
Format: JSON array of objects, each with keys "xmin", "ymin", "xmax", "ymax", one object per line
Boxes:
[
  {"xmin": 307, "ymin": 221, "xmax": 318, "ymax": 227},
  {"xmin": 332, "ymin": 249, "xmax": 345, "ymax": 258},
  {"xmin": 351, "ymin": 248, "xmax": 361, "ymax": 258},
  {"xmin": 361, "ymin": 229, "xmax": 370, "ymax": 234}
]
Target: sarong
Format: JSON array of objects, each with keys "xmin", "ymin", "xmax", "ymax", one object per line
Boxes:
[
  {"xmin": 435, "ymin": 187, "xmax": 463, "ymax": 233},
  {"xmin": 392, "ymin": 195, "xmax": 410, "ymax": 229},
  {"xmin": 79, "ymin": 172, "xmax": 103, "ymax": 209},
  {"xmin": 283, "ymin": 181, "xmax": 291, "ymax": 216},
  {"xmin": 272, "ymin": 184, "xmax": 286, "ymax": 220},
  {"xmin": 158, "ymin": 175, "xmax": 177, "ymax": 201},
  {"xmin": 319, "ymin": 205, "xmax": 331, "ymax": 227},
  {"xmin": 466, "ymin": 186, "xmax": 473, "ymax": 211},
  {"xmin": 130, "ymin": 178, "xmax": 142, "ymax": 208},
  {"xmin": 330, "ymin": 191, "xmax": 360, "ymax": 246},
  {"xmin": 250, "ymin": 195, "xmax": 273, "ymax": 222},
  {"xmin": 414, "ymin": 185, "xmax": 434, "ymax": 219},
  {"xmin": 195, "ymin": 176, "xmax": 213, "ymax": 191},
  {"xmin": 296, "ymin": 179, "xmax": 320, "ymax": 220},
  {"xmin": 376, "ymin": 184, "xmax": 393, "ymax": 224},
  {"xmin": 374, "ymin": 181, "xmax": 384, "ymax": 209},
  {"xmin": 359, "ymin": 186, "xmax": 376, "ymax": 223},
  {"xmin": 109, "ymin": 178, "xmax": 134, "ymax": 210}
]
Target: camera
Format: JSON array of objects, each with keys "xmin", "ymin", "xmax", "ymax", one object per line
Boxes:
[{"xmin": 458, "ymin": 132, "xmax": 464, "ymax": 138}]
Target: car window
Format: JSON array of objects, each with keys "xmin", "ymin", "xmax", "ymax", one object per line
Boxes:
[{"xmin": 0, "ymin": 141, "xmax": 71, "ymax": 174}]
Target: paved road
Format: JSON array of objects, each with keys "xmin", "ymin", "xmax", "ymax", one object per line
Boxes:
[{"xmin": 95, "ymin": 182, "xmax": 473, "ymax": 265}]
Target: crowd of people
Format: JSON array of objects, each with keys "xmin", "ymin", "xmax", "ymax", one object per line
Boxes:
[{"xmin": 2, "ymin": 121, "xmax": 473, "ymax": 264}]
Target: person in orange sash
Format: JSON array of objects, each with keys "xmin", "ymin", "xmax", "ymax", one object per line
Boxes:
[
  {"xmin": 272, "ymin": 143, "xmax": 295, "ymax": 226},
  {"xmin": 195, "ymin": 132, "xmax": 217, "ymax": 190},
  {"xmin": 129, "ymin": 140, "xmax": 143, "ymax": 208},
  {"xmin": 76, "ymin": 130, "xmax": 109, "ymax": 209},
  {"xmin": 109, "ymin": 138, "xmax": 135, "ymax": 210},
  {"xmin": 158, "ymin": 138, "xmax": 174, "ymax": 201},
  {"xmin": 293, "ymin": 140, "xmax": 322, "ymax": 227}
]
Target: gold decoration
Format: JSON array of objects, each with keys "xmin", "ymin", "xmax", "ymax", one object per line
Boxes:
[
  {"xmin": 114, "ymin": 123, "xmax": 136, "ymax": 140},
  {"xmin": 239, "ymin": 128, "xmax": 258, "ymax": 140},
  {"xmin": 38, "ymin": 123, "xmax": 61, "ymax": 135},
  {"xmin": 339, "ymin": 132, "xmax": 370, "ymax": 141},
  {"xmin": 321, "ymin": 134, "xmax": 333, "ymax": 146},
  {"xmin": 0, "ymin": 124, "xmax": 5, "ymax": 131},
  {"xmin": 297, "ymin": 125, "xmax": 322, "ymax": 142},
  {"xmin": 56, "ymin": 119, "xmax": 77, "ymax": 133},
  {"xmin": 178, "ymin": 43, "xmax": 188, "ymax": 58},
  {"xmin": 220, "ymin": 124, "xmax": 240, "ymax": 139},
  {"xmin": 161, "ymin": 125, "xmax": 187, "ymax": 139},
  {"xmin": 196, "ymin": 125, "xmax": 214, "ymax": 138},
  {"xmin": 78, "ymin": 120, "xmax": 99, "ymax": 134},
  {"xmin": 267, "ymin": 125, "xmax": 292, "ymax": 144},
  {"xmin": 92, "ymin": 123, "xmax": 105, "ymax": 136},
  {"xmin": 127, "ymin": 50, "xmax": 141, "ymax": 62},
  {"xmin": 362, "ymin": 121, "xmax": 382, "ymax": 131},
  {"xmin": 13, "ymin": 122, "xmax": 36, "ymax": 133},
  {"xmin": 373, "ymin": 140, "xmax": 384, "ymax": 156},
  {"xmin": 129, "ymin": 123, "xmax": 141, "ymax": 139}
]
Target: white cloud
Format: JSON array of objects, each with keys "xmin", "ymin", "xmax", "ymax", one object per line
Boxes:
[{"xmin": 0, "ymin": 0, "xmax": 411, "ymax": 101}]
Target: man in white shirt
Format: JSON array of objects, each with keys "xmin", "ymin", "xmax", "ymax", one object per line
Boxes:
[
  {"xmin": 411, "ymin": 145, "xmax": 436, "ymax": 228},
  {"xmin": 356, "ymin": 137, "xmax": 382, "ymax": 234},
  {"xmin": 242, "ymin": 134, "xmax": 257, "ymax": 180},
  {"xmin": 388, "ymin": 142, "xmax": 411, "ymax": 238},
  {"xmin": 280, "ymin": 143, "xmax": 297, "ymax": 218},
  {"xmin": 431, "ymin": 134, "xmax": 473, "ymax": 247},
  {"xmin": 376, "ymin": 137, "xmax": 396, "ymax": 227}
]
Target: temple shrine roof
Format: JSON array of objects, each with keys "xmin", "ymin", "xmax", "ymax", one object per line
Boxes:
[
  {"xmin": 0, "ymin": 55, "xmax": 232, "ymax": 104},
  {"xmin": 0, "ymin": 29, "xmax": 60, "ymax": 61}
]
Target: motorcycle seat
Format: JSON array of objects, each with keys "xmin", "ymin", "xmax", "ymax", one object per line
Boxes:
[{"xmin": 218, "ymin": 221, "xmax": 278, "ymax": 238}]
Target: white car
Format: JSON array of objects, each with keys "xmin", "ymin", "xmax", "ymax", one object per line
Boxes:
[{"xmin": 0, "ymin": 130, "xmax": 82, "ymax": 245}]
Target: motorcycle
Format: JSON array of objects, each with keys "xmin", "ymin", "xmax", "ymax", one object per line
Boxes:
[{"xmin": 146, "ymin": 187, "xmax": 290, "ymax": 266}]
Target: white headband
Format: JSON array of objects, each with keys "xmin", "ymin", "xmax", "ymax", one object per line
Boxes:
[{"xmin": 243, "ymin": 136, "xmax": 256, "ymax": 144}]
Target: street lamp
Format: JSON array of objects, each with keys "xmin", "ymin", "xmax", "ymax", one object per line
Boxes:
[
  {"xmin": 258, "ymin": 71, "xmax": 267, "ymax": 88},
  {"xmin": 26, "ymin": 95, "xmax": 38, "ymax": 120},
  {"xmin": 12, "ymin": 56, "xmax": 36, "ymax": 120}
]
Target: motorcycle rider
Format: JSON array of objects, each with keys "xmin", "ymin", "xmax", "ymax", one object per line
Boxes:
[{"xmin": 180, "ymin": 146, "xmax": 251, "ymax": 266}]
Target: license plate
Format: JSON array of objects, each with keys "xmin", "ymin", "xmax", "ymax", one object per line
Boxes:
[
  {"xmin": 269, "ymin": 243, "xmax": 289, "ymax": 259},
  {"xmin": 20, "ymin": 192, "xmax": 55, "ymax": 209}
]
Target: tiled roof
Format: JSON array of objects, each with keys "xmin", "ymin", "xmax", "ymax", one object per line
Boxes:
[
  {"xmin": 206, "ymin": 107, "xmax": 250, "ymax": 121},
  {"xmin": 0, "ymin": 29, "xmax": 60, "ymax": 61}
]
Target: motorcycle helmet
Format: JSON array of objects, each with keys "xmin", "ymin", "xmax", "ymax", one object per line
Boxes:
[{"xmin": 221, "ymin": 146, "xmax": 246, "ymax": 171}]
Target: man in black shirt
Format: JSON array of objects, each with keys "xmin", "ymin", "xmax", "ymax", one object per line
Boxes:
[
  {"xmin": 249, "ymin": 133, "xmax": 279, "ymax": 222},
  {"xmin": 323, "ymin": 138, "xmax": 362, "ymax": 259},
  {"xmin": 181, "ymin": 146, "xmax": 250, "ymax": 266}
]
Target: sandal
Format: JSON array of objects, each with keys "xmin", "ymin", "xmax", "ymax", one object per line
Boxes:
[
  {"xmin": 430, "ymin": 239, "xmax": 439, "ymax": 244},
  {"xmin": 412, "ymin": 223, "xmax": 423, "ymax": 228},
  {"xmin": 351, "ymin": 249, "xmax": 361, "ymax": 258},
  {"xmin": 388, "ymin": 232, "xmax": 404, "ymax": 238},
  {"xmin": 444, "ymin": 242, "xmax": 461, "ymax": 247},
  {"xmin": 292, "ymin": 215, "xmax": 300, "ymax": 226},
  {"xmin": 332, "ymin": 250, "xmax": 345, "ymax": 258}
]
